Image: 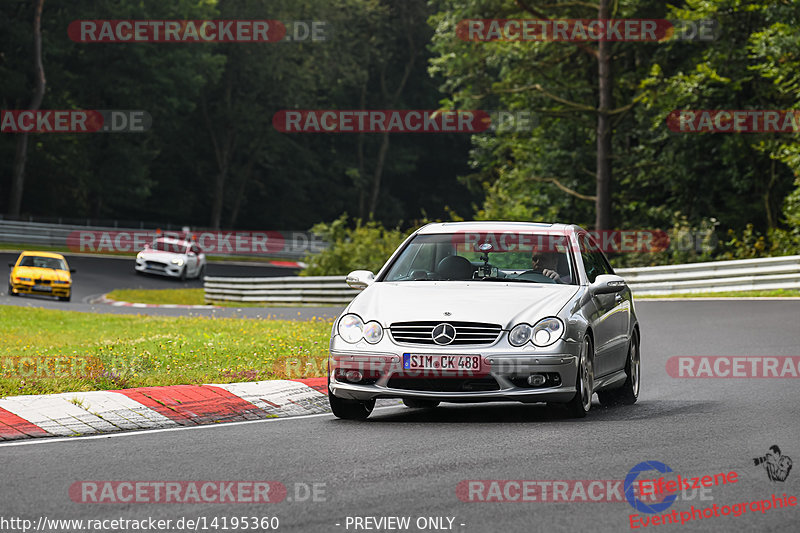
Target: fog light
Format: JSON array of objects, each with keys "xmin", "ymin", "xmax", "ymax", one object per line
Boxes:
[
  {"xmin": 345, "ymin": 370, "xmax": 363, "ymax": 383},
  {"xmin": 527, "ymin": 374, "xmax": 546, "ymax": 386}
]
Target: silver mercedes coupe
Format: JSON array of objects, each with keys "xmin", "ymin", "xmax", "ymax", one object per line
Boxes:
[{"xmin": 327, "ymin": 221, "xmax": 641, "ymax": 420}]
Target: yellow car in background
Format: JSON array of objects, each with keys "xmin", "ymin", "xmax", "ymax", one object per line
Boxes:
[{"xmin": 8, "ymin": 252, "xmax": 75, "ymax": 302}]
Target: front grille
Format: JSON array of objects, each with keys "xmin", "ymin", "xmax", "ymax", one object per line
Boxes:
[
  {"xmin": 145, "ymin": 261, "xmax": 167, "ymax": 269},
  {"xmin": 387, "ymin": 376, "xmax": 500, "ymax": 392},
  {"xmin": 390, "ymin": 321, "xmax": 502, "ymax": 346},
  {"xmin": 34, "ymin": 279, "xmax": 51, "ymax": 285}
]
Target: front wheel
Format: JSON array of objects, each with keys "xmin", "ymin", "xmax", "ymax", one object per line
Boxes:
[
  {"xmin": 8, "ymin": 283, "xmax": 18, "ymax": 296},
  {"xmin": 564, "ymin": 335, "xmax": 594, "ymax": 418},
  {"xmin": 598, "ymin": 330, "xmax": 640, "ymax": 407},
  {"xmin": 196, "ymin": 263, "xmax": 206, "ymax": 280},
  {"xmin": 329, "ymin": 390, "xmax": 375, "ymax": 420},
  {"xmin": 179, "ymin": 267, "xmax": 187, "ymax": 282}
]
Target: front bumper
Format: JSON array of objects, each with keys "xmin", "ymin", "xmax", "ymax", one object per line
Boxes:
[
  {"xmin": 329, "ymin": 342, "xmax": 581, "ymax": 404},
  {"xmin": 10, "ymin": 282, "xmax": 70, "ymax": 297},
  {"xmin": 135, "ymin": 259, "xmax": 183, "ymax": 277}
]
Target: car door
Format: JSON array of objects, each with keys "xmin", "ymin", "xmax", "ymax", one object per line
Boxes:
[
  {"xmin": 184, "ymin": 244, "xmax": 197, "ymax": 276},
  {"xmin": 578, "ymin": 234, "xmax": 628, "ymax": 377}
]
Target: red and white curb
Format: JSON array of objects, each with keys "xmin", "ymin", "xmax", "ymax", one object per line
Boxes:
[
  {"xmin": 98, "ymin": 295, "xmax": 218, "ymax": 309},
  {"xmin": 0, "ymin": 378, "xmax": 328, "ymax": 441}
]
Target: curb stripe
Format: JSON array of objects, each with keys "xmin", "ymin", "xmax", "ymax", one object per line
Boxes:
[
  {"xmin": 0, "ymin": 407, "xmax": 49, "ymax": 440},
  {"xmin": 113, "ymin": 385, "xmax": 269, "ymax": 425},
  {"xmin": 0, "ymin": 378, "xmax": 330, "ymax": 440}
]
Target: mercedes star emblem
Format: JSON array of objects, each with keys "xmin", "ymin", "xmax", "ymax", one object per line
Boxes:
[{"xmin": 432, "ymin": 323, "xmax": 456, "ymax": 345}]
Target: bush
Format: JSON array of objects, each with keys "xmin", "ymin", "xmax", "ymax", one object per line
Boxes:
[{"xmin": 301, "ymin": 215, "xmax": 412, "ymax": 276}]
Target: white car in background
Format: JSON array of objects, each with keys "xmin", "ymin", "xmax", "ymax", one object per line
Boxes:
[{"xmin": 135, "ymin": 237, "xmax": 206, "ymax": 280}]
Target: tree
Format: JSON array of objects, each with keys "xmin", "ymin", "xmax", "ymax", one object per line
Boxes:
[{"xmin": 7, "ymin": 0, "xmax": 45, "ymax": 216}]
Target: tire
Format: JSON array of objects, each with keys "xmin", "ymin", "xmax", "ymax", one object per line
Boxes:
[
  {"xmin": 196, "ymin": 263, "xmax": 206, "ymax": 280},
  {"xmin": 8, "ymin": 283, "xmax": 18, "ymax": 297},
  {"xmin": 179, "ymin": 267, "xmax": 187, "ymax": 281},
  {"xmin": 328, "ymin": 389, "xmax": 375, "ymax": 420},
  {"xmin": 403, "ymin": 398, "xmax": 440, "ymax": 409},
  {"xmin": 598, "ymin": 330, "xmax": 640, "ymax": 407},
  {"xmin": 59, "ymin": 294, "xmax": 71, "ymax": 302},
  {"xmin": 564, "ymin": 335, "xmax": 594, "ymax": 418}
]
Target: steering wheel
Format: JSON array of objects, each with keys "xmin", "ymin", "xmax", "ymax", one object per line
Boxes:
[{"xmin": 514, "ymin": 270, "xmax": 559, "ymax": 284}]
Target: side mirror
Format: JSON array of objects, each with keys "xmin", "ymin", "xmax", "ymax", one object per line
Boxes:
[
  {"xmin": 591, "ymin": 274, "xmax": 626, "ymax": 295},
  {"xmin": 346, "ymin": 270, "xmax": 375, "ymax": 290},
  {"xmin": 70, "ymin": 269, "xmax": 77, "ymax": 274}
]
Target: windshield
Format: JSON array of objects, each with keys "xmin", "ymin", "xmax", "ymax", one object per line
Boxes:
[
  {"xmin": 151, "ymin": 239, "xmax": 188, "ymax": 254},
  {"xmin": 19, "ymin": 256, "xmax": 67, "ymax": 270},
  {"xmin": 383, "ymin": 233, "xmax": 576, "ymax": 284}
]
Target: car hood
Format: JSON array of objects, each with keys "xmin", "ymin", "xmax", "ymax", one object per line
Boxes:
[
  {"xmin": 138, "ymin": 250, "xmax": 184, "ymax": 261},
  {"xmin": 347, "ymin": 281, "xmax": 580, "ymax": 328},
  {"xmin": 13, "ymin": 266, "xmax": 70, "ymax": 282}
]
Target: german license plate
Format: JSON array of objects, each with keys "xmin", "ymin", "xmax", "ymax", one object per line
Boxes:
[
  {"xmin": 403, "ymin": 353, "xmax": 481, "ymax": 371},
  {"xmin": 33, "ymin": 284, "xmax": 52, "ymax": 292}
]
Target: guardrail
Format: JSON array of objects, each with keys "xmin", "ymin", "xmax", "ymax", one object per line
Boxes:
[
  {"xmin": 0, "ymin": 219, "xmax": 320, "ymax": 260},
  {"xmin": 204, "ymin": 276, "xmax": 356, "ymax": 304},
  {"xmin": 203, "ymin": 255, "xmax": 800, "ymax": 304},
  {"xmin": 617, "ymin": 255, "xmax": 800, "ymax": 295}
]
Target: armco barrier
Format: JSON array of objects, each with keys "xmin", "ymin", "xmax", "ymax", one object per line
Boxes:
[
  {"xmin": 203, "ymin": 276, "xmax": 357, "ymax": 304},
  {"xmin": 617, "ymin": 255, "xmax": 800, "ymax": 295},
  {"xmin": 203, "ymin": 255, "xmax": 800, "ymax": 304}
]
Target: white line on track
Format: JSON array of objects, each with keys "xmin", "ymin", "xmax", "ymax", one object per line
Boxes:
[{"xmin": 0, "ymin": 405, "xmax": 404, "ymax": 449}]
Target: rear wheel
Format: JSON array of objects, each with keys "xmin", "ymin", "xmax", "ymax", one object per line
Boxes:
[
  {"xmin": 403, "ymin": 398, "xmax": 440, "ymax": 409},
  {"xmin": 598, "ymin": 330, "xmax": 640, "ymax": 407},
  {"xmin": 564, "ymin": 335, "xmax": 594, "ymax": 418},
  {"xmin": 328, "ymin": 390, "xmax": 375, "ymax": 420}
]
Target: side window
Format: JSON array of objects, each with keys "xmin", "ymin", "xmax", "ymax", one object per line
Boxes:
[{"xmin": 579, "ymin": 234, "xmax": 612, "ymax": 283}]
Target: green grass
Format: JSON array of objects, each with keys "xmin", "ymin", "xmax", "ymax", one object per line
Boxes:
[
  {"xmin": 104, "ymin": 288, "xmax": 319, "ymax": 308},
  {"xmin": 106, "ymin": 288, "xmax": 206, "ymax": 306},
  {"xmin": 0, "ymin": 306, "xmax": 332, "ymax": 397},
  {"xmin": 637, "ymin": 289, "xmax": 800, "ymax": 298}
]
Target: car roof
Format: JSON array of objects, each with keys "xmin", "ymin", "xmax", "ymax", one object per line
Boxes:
[
  {"xmin": 416, "ymin": 221, "xmax": 577, "ymax": 235},
  {"xmin": 20, "ymin": 251, "xmax": 66, "ymax": 260}
]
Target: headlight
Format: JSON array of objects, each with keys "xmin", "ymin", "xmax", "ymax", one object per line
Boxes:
[
  {"xmin": 362, "ymin": 321, "xmax": 383, "ymax": 344},
  {"xmin": 508, "ymin": 324, "xmax": 533, "ymax": 346},
  {"xmin": 338, "ymin": 314, "xmax": 364, "ymax": 343},
  {"xmin": 171, "ymin": 258, "xmax": 184, "ymax": 266},
  {"xmin": 532, "ymin": 317, "xmax": 564, "ymax": 347},
  {"xmin": 18, "ymin": 277, "xmax": 32, "ymax": 282},
  {"xmin": 53, "ymin": 280, "xmax": 69, "ymax": 285}
]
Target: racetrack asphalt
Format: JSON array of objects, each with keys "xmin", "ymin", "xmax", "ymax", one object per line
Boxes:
[
  {"xmin": 2, "ymin": 300, "xmax": 799, "ymax": 532},
  {"xmin": 1, "ymin": 251, "xmax": 343, "ymax": 320}
]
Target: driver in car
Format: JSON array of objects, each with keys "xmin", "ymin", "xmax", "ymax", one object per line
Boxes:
[{"xmin": 528, "ymin": 250, "xmax": 570, "ymax": 283}]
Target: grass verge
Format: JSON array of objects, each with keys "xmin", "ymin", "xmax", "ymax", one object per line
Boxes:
[
  {"xmin": 103, "ymin": 288, "xmax": 319, "ymax": 308},
  {"xmin": 106, "ymin": 288, "xmax": 206, "ymax": 306},
  {"xmin": 637, "ymin": 289, "xmax": 800, "ymax": 298},
  {"xmin": 0, "ymin": 306, "xmax": 331, "ymax": 397}
]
